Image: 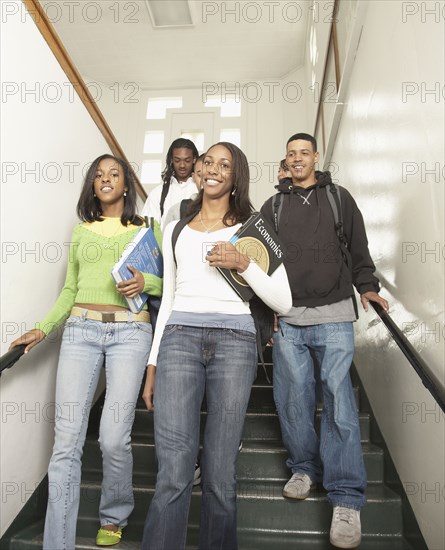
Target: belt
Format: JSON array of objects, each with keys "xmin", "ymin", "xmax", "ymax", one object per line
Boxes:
[{"xmin": 70, "ymin": 307, "xmax": 150, "ymax": 323}]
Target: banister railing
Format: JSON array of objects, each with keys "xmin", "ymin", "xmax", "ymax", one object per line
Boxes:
[
  {"xmin": 370, "ymin": 302, "xmax": 445, "ymax": 413},
  {"xmin": 0, "ymin": 345, "xmax": 26, "ymax": 375}
]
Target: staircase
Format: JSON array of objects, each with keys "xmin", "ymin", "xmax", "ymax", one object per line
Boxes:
[{"xmin": 2, "ymin": 350, "xmax": 426, "ymax": 549}]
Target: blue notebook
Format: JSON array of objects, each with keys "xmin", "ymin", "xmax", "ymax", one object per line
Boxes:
[{"xmin": 111, "ymin": 226, "xmax": 163, "ymax": 313}]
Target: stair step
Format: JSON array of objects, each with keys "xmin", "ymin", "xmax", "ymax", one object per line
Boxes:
[
  {"xmin": 73, "ymin": 481, "xmax": 404, "ymax": 536},
  {"xmin": 129, "ymin": 408, "xmax": 371, "ymax": 443},
  {"xmin": 135, "ymin": 383, "xmax": 360, "ymax": 414},
  {"xmin": 82, "ymin": 439, "xmax": 384, "ymax": 483},
  {"xmin": 7, "ymin": 519, "xmax": 415, "ymax": 550}
]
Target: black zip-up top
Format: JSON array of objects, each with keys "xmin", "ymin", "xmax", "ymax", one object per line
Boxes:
[{"xmin": 260, "ymin": 171, "xmax": 380, "ymax": 309}]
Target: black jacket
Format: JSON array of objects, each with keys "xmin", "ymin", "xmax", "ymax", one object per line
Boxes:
[{"xmin": 260, "ymin": 171, "xmax": 380, "ymax": 309}]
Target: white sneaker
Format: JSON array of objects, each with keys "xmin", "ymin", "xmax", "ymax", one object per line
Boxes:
[
  {"xmin": 329, "ymin": 506, "xmax": 362, "ymax": 549},
  {"xmin": 282, "ymin": 472, "xmax": 314, "ymax": 500}
]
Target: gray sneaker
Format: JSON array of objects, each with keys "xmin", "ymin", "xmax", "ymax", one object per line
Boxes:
[
  {"xmin": 282, "ymin": 472, "xmax": 314, "ymax": 500},
  {"xmin": 329, "ymin": 506, "xmax": 361, "ymax": 549}
]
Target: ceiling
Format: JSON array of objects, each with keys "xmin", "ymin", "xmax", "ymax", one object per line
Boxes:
[{"xmin": 40, "ymin": 0, "xmax": 310, "ymax": 89}]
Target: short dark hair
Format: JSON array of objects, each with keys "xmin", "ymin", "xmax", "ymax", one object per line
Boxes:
[
  {"xmin": 279, "ymin": 159, "xmax": 288, "ymax": 170},
  {"xmin": 77, "ymin": 154, "xmax": 143, "ymax": 226},
  {"xmin": 188, "ymin": 142, "xmax": 253, "ymax": 225},
  {"xmin": 287, "ymin": 133, "xmax": 317, "ymax": 153}
]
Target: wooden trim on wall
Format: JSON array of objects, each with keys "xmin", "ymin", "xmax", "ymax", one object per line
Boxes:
[
  {"xmin": 312, "ymin": 0, "xmax": 340, "ymax": 137},
  {"xmin": 22, "ymin": 0, "xmax": 147, "ymax": 200}
]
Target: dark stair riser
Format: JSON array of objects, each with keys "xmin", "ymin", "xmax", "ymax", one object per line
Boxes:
[
  {"xmin": 135, "ymin": 384, "xmax": 360, "ymax": 413},
  {"xmin": 130, "ymin": 409, "xmax": 371, "ymax": 443}
]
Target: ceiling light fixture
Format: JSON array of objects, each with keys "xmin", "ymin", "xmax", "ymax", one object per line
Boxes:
[{"xmin": 145, "ymin": 0, "xmax": 194, "ymax": 28}]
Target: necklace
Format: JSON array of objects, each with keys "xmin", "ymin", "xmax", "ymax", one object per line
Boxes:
[
  {"xmin": 199, "ymin": 211, "xmax": 223, "ymax": 233},
  {"xmin": 296, "ymin": 189, "xmax": 314, "ymax": 205}
]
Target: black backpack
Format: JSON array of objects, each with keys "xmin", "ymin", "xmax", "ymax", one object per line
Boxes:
[{"xmin": 171, "ymin": 212, "xmax": 275, "ymax": 378}]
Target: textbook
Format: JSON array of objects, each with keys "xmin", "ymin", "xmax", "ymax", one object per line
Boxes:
[
  {"xmin": 216, "ymin": 212, "xmax": 284, "ymax": 301},
  {"xmin": 111, "ymin": 227, "xmax": 163, "ymax": 313}
]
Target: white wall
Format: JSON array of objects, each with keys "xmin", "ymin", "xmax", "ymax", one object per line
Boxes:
[
  {"xmin": 328, "ymin": 2, "xmax": 444, "ymax": 548},
  {"xmin": 0, "ymin": 4, "xmax": 111, "ymax": 535}
]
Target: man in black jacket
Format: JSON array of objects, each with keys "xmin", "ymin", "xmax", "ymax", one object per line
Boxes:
[{"xmin": 260, "ymin": 133, "xmax": 388, "ymax": 549}]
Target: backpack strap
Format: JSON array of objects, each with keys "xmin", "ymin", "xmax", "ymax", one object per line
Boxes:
[
  {"xmin": 144, "ymin": 216, "xmax": 155, "ymax": 230},
  {"xmin": 171, "ymin": 212, "xmax": 195, "ymax": 266},
  {"xmin": 326, "ymin": 184, "xmax": 359, "ymax": 318},
  {"xmin": 272, "ymin": 193, "xmax": 283, "ymax": 233},
  {"xmin": 325, "ymin": 183, "xmax": 347, "ymax": 247}
]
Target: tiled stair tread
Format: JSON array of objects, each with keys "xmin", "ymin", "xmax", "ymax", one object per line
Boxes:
[
  {"xmin": 82, "ymin": 439, "xmax": 385, "ymax": 484},
  {"xmin": 77, "ymin": 478, "xmax": 402, "ymax": 502},
  {"xmin": 74, "ymin": 484, "xmax": 403, "ymax": 536},
  {"xmin": 85, "ymin": 433, "xmax": 380, "ymax": 453},
  {"xmin": 7, "ymin": 521, "xmax": 415, "ymax": 550}
]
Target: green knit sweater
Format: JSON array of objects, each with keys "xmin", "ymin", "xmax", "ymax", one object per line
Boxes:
[{"xmin": 37, "ymin": 221, "xmax": 163, "ymax": 335}]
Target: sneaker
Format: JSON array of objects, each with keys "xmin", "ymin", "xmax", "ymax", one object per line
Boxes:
[
  {"xmin": 282, "ymin": 472, "xmax": 314, "ymax": 500},
  {"xmin": 96, "ymin": 527, "xmax": 122, "ymax": 547},
  {"xmin": 193, "ymin": 462, "xmax": 201, "ymax": 486},
  {"xmin": 329, "ymin": 506, "xmax": 362, "ymax": 549}
]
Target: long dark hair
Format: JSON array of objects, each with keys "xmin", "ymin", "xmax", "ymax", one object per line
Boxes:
[
  {"xmin": 159, "ymin": 138, "xmax": 199, "ymax": 216},
  {"xmin": 77, "ymin": 154, "xmax": 143, "ymax": 226},
  {"xmin": 187, "ymin": 142, "xmax": 253, "ymax": 226}
]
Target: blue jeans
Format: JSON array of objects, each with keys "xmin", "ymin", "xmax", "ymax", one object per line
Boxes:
[
  {"xmin": 273, "ymin": 321, "xmax": 366, "ymax": 510},
  {"xmin": 142, "ymin": 325, "xmax": 257, "ymax": 550},
  {"xmin": 43, "ymin": 316, "xmax": 152, "ymax": 550}
]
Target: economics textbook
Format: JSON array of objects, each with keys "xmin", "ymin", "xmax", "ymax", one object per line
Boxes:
[
  {"xmin": 217, "ymin": 212, "xmax": 284, "ymax": 301},
  {"xmin": 111, "ymin": 227, "xmax": 163, "ymax": 313}
]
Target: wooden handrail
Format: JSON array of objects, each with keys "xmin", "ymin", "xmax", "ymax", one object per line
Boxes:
[
  {"xmin": 313, "ymin": 0, "xmax": 340, "ymax": 142},
  {"xmin": 22, "ymin": 0, "xmax": 147, "ymax": 200}
]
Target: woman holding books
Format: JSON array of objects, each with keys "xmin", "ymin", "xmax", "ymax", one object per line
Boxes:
[
  {"xmin": 141, "ymin": 142, "xmax": 292, "ymax": 550},
  {"xmin": 9, "ymin": 154, "xmax": 162, "ymax": 549}
]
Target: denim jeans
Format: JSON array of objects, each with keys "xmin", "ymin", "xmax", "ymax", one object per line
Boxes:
[
  {"xmin": 43, "ymin": 316, "xmax": 152, "ymax": 550},
  {"xmin": 273, "ymin": 321, "xmax": 366, "ymax": 510},
  {"xmin": 142, "ymin": 325, "xmax": 257, "ymax": 550}
]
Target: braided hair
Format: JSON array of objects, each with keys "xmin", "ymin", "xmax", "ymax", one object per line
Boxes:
[{"xmin": 159, "ymin": 138, "xmax": 199, "ymax": 217}]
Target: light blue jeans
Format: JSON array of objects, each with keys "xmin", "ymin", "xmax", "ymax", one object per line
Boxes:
[
  {"xmin": 43, "ymin": 316, "xmax": 152, "ymax": 550},
  {"xmin": 273, "ymin": 321, "xmax": 367, "ymax": 510},
  {"xmin": 142, "ymin": 325, "xmax": 257, "ymax": 550}
]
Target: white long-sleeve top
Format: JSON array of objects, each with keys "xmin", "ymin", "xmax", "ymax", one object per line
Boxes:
[
  {"xmin": 141, "ymin": 176, "xmax": 197, "ymax": 229},
  {"xmin": 147, "ymin": 221, "xmax": 292, "ymax": 366}
]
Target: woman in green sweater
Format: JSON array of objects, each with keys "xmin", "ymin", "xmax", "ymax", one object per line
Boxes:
[{"xmin": 10, "ymin": 154, "xmax": 162, "ymax": 549}]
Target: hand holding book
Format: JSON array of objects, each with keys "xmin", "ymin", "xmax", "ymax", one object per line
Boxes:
[
  {"xmin": 206, "ymin": 242, "xmax": 250, "ymax": 273},
  {"xmin": 115, "ymin": 265, "xmax": 145, "ymax": 299},
  {"xmin": 208, "ymin": 212, "xmax": 284, "ymax": 302}
]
